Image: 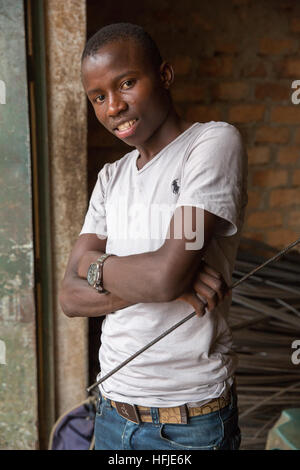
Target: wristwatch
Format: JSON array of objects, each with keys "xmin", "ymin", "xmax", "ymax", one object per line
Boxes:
[{"xmin": 87, "ymin": 253, "xmax": 114, "ymax": 294}]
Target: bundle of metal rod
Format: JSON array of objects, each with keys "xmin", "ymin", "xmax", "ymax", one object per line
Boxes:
[{"xmin": 228, "ymin": 237, "xmax": 300, "ymax": 450}]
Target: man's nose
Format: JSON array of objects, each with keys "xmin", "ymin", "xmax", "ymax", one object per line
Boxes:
[{"xmin": 107, "ymin": 93, "xmax": 128, "ymax": 116}]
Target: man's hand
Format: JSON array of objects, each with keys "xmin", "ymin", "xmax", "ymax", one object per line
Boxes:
[{"xmin": 176, "ymin": 262, "xmax": 229, "ymax": 317}]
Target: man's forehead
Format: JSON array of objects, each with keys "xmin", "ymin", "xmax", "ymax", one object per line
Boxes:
[{"xmin": 83, "ymin": 39, "xmax": 147, "ymax": 75}]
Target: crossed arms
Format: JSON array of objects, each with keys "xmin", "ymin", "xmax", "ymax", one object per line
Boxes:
[{"xmin": 59, "ymin": 206, "xmax": 229, "ymax": 318}]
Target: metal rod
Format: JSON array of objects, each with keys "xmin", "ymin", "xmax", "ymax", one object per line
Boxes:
[
  {"xmin": 239, "ymin": 381, "xmax": 300, "ymax": 420},
  {"xmin": 232, "ymin": 269, "xmax": 300, "ymax": 317},
  {"xmin": 230, "ymin": 237, "xmax": 300, "ymax": 290},
  {"xmin": 275, "ymin": 298, "xmax": 300, "ymax": 317},
  {"xmin": 87, "ymin": 237, "xmax": 300, "ymax": 393},
  {"xmin": 234, "ymin": 269, "xmax": 300, "ymax": 296},
  {"xmin": 232, "ymin": 293, "xmax": 300, "ymax": 328}
]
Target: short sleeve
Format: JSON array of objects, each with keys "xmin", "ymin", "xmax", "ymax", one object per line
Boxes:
[
  {"xmin": 175, "ymin": 123, "xmax": 247, "ymax": 237},
  {"xmin": 79, "ymin": 163, "xmax": 112, "ymax": 238}
]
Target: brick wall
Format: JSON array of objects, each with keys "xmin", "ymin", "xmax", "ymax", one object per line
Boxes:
[{"xmin": 87, "ymin": 0, "xmax": 300, "ymax": 250}]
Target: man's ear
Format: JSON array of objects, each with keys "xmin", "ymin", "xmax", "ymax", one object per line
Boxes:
[{"xmin": 159, "ymin": 61, "xmax": 174, "ymax": 90}]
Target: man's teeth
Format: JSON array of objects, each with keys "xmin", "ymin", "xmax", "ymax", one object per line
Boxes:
[{"xmin": 117, "ymin": 119, "xmax": 136, "ymax": 131}]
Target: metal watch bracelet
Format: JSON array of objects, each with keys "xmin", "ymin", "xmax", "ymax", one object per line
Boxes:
[{"xmin": 95, "ymin": 253, "xmax": 114, "ymax": 294}]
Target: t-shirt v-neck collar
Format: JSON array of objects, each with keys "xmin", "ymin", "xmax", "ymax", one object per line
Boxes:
[{"xmin": 133, "ymin": 122, "xmax": 199, "ymax": 174}]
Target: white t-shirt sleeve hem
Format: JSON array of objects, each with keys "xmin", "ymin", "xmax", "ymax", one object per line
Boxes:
[{"xmin": 174, "ymin": 202, "xmax": 238, "ymax": 237}]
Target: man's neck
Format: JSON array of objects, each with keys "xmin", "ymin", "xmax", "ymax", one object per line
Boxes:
[{"xmin": 135, "ymin": 109, "xmax": 194, "ymax": 167}]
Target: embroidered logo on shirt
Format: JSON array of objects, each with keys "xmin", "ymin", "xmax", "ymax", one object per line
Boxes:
[{"xmin": 172, "ymin": 178, "xmax": 180, "ymax": 195}]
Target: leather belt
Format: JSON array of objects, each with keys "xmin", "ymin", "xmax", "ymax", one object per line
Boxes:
[{"xmin": 102, "ymin": 386, "xmax": 233, "ymax": 425}]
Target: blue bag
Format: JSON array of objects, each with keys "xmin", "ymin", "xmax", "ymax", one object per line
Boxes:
[{"xmin": 48, "ymin": 395, "xmax": 97, "ymax": 450}]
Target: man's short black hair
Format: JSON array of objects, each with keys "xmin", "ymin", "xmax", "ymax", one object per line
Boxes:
[{"xmin": 81, "ymin": 23, "xmax": 163, "ymax": 71}]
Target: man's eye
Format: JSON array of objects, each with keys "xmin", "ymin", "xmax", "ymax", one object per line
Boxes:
[
  {"xmin": 122, "ymin": 80, "xmax": 135, "ymax": 89},
  {"xmin": 95, "ymin": 94, "xmax": 105, "ymax": 103}
]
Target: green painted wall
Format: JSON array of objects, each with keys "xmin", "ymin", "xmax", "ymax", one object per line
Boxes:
[{"xmin": 0, "ymin": 0, "xmax": 38, "ymax": 449}]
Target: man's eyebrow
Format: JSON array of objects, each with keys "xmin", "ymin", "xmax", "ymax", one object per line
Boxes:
[{"xmin": 87, "ymin": 70, "xmax": 140, "ymax": 95}]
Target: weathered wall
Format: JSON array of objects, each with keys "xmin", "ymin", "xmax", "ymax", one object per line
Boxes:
[
  {"xmin": 87, "ymin": 0, "xmax": 300, "ymax": 250},
  {"xmin": 0, "ymin": 0, "xmax": 38, "ymax": 450},
  {"xmin": 44, "ymin": 0, "xmax": 88, "ymax": 416}
]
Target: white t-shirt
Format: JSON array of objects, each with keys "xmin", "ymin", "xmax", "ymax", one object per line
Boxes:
[{"xmin": 80, "ymin": 121, "xmax": 248, "ymax": 407}]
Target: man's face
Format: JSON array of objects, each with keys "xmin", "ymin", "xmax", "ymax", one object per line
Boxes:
[{"xmin": 81, "ymin": 39, "xmax": 170, "ymax": 147}]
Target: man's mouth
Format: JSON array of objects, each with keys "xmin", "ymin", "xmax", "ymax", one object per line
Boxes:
[{"xmin": 114, "ymin": 119, "xmax": 139, "ymax": 138}]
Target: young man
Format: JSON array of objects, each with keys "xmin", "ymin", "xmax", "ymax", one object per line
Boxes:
[{"xmin": 59, "ymin": 23, "xmax": 248, "ymax": 450}]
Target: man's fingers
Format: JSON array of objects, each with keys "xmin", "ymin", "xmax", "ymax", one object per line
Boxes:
[
  {"xmin": 190, "ymin": 291, "xmax": 207, "ymax": 318},
  {"xmin": 177, "ymin": 259, "xmax": 230, "ymax": 316},
  {"xmin": 177, "ymin": 291, "xmax": 206, "ymax": 318},
  {"xmin": 202, "ymin": 263, "xmax": 222, "ymax": 279},
  {"xmin": 194, "ymin": 271, "xmax": 228, "ymax": 303},
  {"xmin": 193, "ymin": 279, "xmax": 218, "ymax": 312}
]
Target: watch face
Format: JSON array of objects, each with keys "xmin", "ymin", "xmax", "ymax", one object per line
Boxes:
[{"xmin": 87, "ymin": 263, "xmax": 98, "ymax": 286}]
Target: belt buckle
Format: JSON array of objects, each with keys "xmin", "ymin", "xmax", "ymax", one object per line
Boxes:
[{"xmin": 114, "ymin": 401, "xmax": 141, "ymax": 424}]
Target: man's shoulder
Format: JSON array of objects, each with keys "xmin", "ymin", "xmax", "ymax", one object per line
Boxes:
[
  {"xmin": 193, "ymin": 120, "xmax": 241, "ymax": 139},
  {"xmin": 188, "ymin": 121, "xmax": 243, "ymax": 154},
  {"xmin": 98, "ymin": 148, "xmax": 136, "ymax": 179}
]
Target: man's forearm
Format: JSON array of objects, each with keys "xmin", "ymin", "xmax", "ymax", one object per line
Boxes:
[
  {"xmin": 59, "ymin": 275, "xmax": 133, "ymax": 318},
  {"xmin": 77, "ymin": 249, "xmax": 169, "ymax": 303},
  {"xmin": 77, "ymin": 248, "xmax": 200, "ymax": 304}
]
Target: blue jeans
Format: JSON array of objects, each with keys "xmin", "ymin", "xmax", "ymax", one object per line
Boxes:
[{"xmin": 94, "ymin": 388, "xmax": 241, "ymax": 450}]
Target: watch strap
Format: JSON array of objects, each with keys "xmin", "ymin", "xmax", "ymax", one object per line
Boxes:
[{"xmin": 95, "ymin": 253, "xmax": 114, "ymax": 293}]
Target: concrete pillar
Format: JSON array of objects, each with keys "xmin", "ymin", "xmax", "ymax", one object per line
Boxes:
[
  {"xmin": 44, "ymin": 0, "xmax": 88, "ymax": 416},
  {"xmin": 0, "ymin": 0, "xmax": 38, "ymax": 450}
]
